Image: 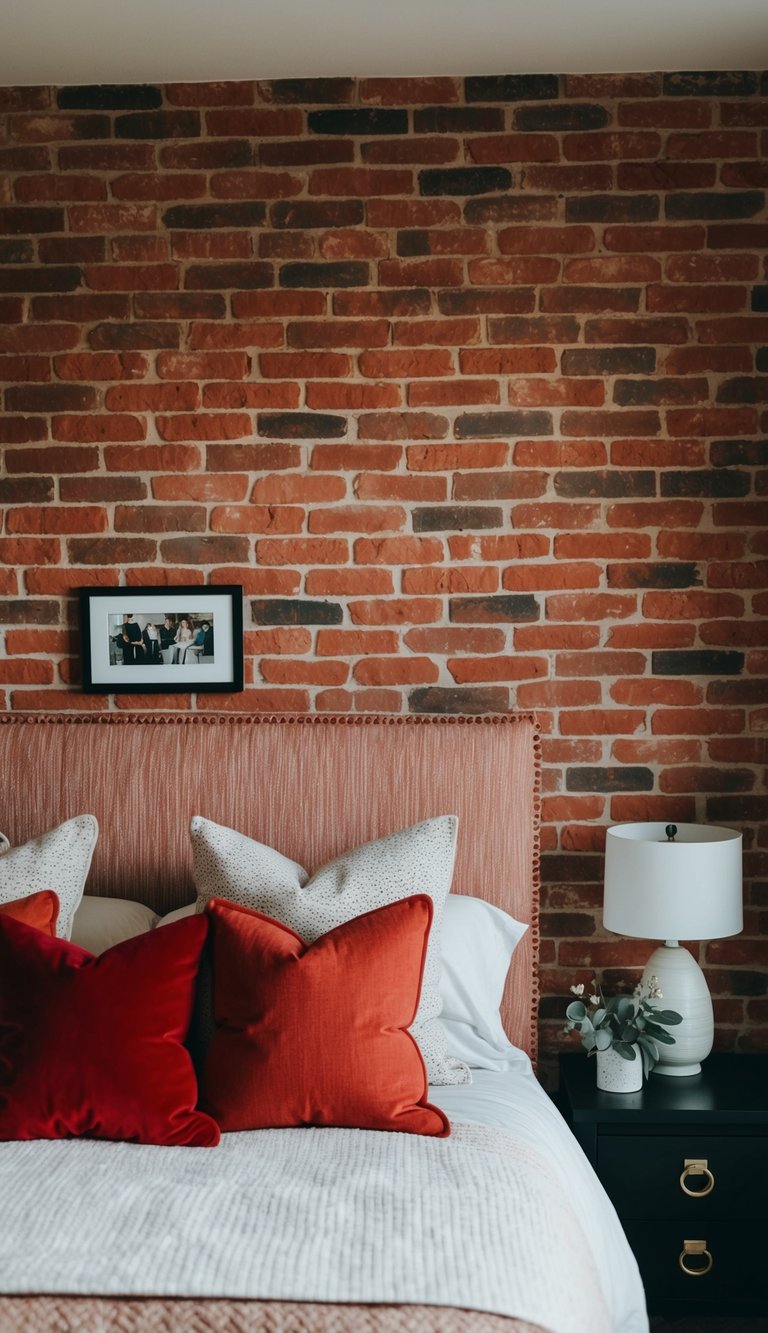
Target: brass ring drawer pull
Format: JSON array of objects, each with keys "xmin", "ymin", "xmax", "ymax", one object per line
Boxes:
[
  {"xmin": 679, "ymin": 1240, "xmax": 713, "ymax": 1277},
  {"xmin": 679, "ymin": 1158, "xmax": 715, "ymax": 1197}
]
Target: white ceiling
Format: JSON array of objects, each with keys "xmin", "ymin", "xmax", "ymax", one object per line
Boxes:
[{"xmin": 2, "ymin": 0, "xmax": 768, "ymax": 86}]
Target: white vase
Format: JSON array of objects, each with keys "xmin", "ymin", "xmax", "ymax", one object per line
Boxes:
[{"xmin": 596, "ymin": 1047, "xmax": 643, "ymax": 1093}]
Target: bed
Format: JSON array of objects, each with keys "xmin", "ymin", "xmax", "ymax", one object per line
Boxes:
[{"xmin": 0, "ymin": 713, "xmax": 648, "ymax": 1333}]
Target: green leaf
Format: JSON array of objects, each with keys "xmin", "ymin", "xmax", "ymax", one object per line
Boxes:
[
  {"xmin": 651, "ymin": 1009, "xmax": 683, "ymax": 1025},
  {"xmin": 592, "ymin": 1008, "xmax": 606, "ymax": 1027},
  {"xmin": 613, "ymin": 1041, "xmax": 637, "ymax": 1061},
  {"xmin": 594, "ymin": 1029, "xmax": 613, "ymax": 1050},
  {"xmin": 643, "ymin": 1021, "xmax": 676, "ymax": 1044},
  {"xmin": 566, "ymin": 1000, "xmax": 587, "ymax": 1021},
  {"xmin": 616, "ymin": 996, "xmax": 635, "ymax": 1021},
  {"xmin": 621, "ymin": 1023, "xmax": 639, "ymax": 1043}
]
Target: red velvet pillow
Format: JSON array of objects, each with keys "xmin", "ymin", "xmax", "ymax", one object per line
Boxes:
[
  {"xmin": 201, "ymin": 895, "xmax": 450, "ymax": 1138},
  {"xmin": 0, "ymin": 913, "xmax": 219, "ymax": 1147},
  {"xmin": 0, "ymin": 890, "xmax": 59, "ymax": 937}
]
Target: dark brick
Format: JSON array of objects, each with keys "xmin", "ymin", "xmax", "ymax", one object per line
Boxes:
[
  {"xmin": 0, "ymin": 476, "xmax": 54, "ymax": 504},
  {"xmin": 663, "ymin": 71, "xmax": 759, "ymax": 97},
  {"xmin": 562, "ymin": 347, "xmax": 656, "ymax": 376},
  {"xmin": 419, "ymin": 167, "xmax": 511, "ymax": 196},
  {"xmin": 185, "ymin": 262, "xmax": 273, "ymax": 290},
  {"xmin": 449, "ymin": 594, "xmax": 539, "ymax": 623},
  {"xmin": 250, "ymin": 598, "xmax": 343, "ymax": 625},
  {"xmin": 262, "ymin": 79, "xmax": 355, "ymax": 104},
  {"xmin": 414, "ymin": 108, "xmax": 504, "ymax": 133},
  {"xmin": 57, "ymin": 85, "xmax": 162, "ymax": 110},
  {"xmin": 465, "ymin": 75, "xmax": 560, "ymax": 102},
  {"xmin": 0, "ymin": 266, "xmax": 81, "ymax": 293},
  {"xmin": 115, "ymin": 111, "xmax": 200, "ymax": 139},
  {"xmin": 88, "ymin": 322, "xmax": 180, "ymax": 350},
  {"xmin": 652, "ymin": 650, "xmax": 745, "ymax": 676},
  {"xmin": 555, "ymin": 470, "xmax": 655, "ymax": 498},
  {"xmin": 757, "ymin": 350, "xmax": 768, "ymax": 373},
  {"xmin": 438, "ymin": 288, "xmax": 535, "ymax": 316},
  {"xmin": 60, "ymin": 476, "xmax": 147, "ymax": 501},
  {"xmin": 6, "ymin": 384, "xmax": 97, "ymax": 412},
  {"xmin": 540, "ymin": 853, "xmax": 603, "ymax": 883},
  {"xmin": 38, "ymin": 237, "xmax": 104, "ymax": 263},
  {"xmin": 615, "ymin": 378, "xmax": 698, "ymax": 405},
  {"xmin": 665, "ymin": 192, "xmax": 764, "ymax": 220},
  {"xmin": 134, "ymin": 293, "xmax": 227, "ymax": 319},
  {"xmin": 280, "ymin": 261, "xmax": 368, "ymax": 288},
  {"xmin": 0, "ymin": 207, "xmax": 65, "ymax": 235},
  {"xmin": 490, "ymin": 316, "xmax": 580, "ymax": 343},
  {"xmin": 540, "ymin": 912, "xmax": 595, "ymax": 937},
  {"xmin": 752, "ymin": 287, "xmax": 768, "ymax": 311},
  {"xmin": 272, "ymin": 200, "xmax": 364, "ymax": 229},
  {"xmin": 515, "ymin": 103, "xmax": 610, "ymax": 131},
  {"xmin": 0, "ymin": 240, "xmax": 34, "ymax": 264},
  {"xmin": 566, "ymin": 195, "xmax": 660, "ymax": 223},
  {"xmin": 409, "ymin": 685, "xmax": 508, "ymax": 714},
  {"xmin": 725, "ymin": 971, "xmax": 768, "ymax": 997},
  {"xmin": 68, "ymin": 537, "xmax": 156, "ymax": 563},
  {"xmin": 566, "ymin": 767, "xmax": 654, "ymax": 792},
  {"xmin": 164, "ymin": 202, "xmax": 266, "ymax": 229},
  {"xmin": 413, "ymin": 506, "xmax": 504, "ymax": 531},
  {"xmin": 0, "ymin": 599, "xmax": 59, "ymax": 625},
  {"xmin": 308, "ymin": 110, "xmax": 407, "ymax": 135},
  {"xmin": 455, "ymin": 410, "xmax": 552, "ymax": 438},
  {"xmin": 707, "ymin": 795, "xmax": 768, "ymax": 822},
  {"xmin": 711, "ymin": 439, "xmax": 768, "ymax": 467},
  {"xmin": 714, "ymin": 375, "xmax": 768, "ymax": 399},
  {"xmin": 607, "ymin": 562, "xmax": 701, "ymax": 589},
  {"xmin": 661, "ymin": 470, "xmax": 750, "ymax": 497},
  {"xmin": 0, "ymin": 147, "xmax": 51, "ymax": 172},
  {"xmin": 709, "ymin": 681, "xmax": 768, "ymax": 705},
  {"xmin": 257, "ymin": 412, "xmax": 346, "ymax": 439}
]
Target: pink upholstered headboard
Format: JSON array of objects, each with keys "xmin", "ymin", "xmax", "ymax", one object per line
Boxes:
[{"xmin": 0, "ymin": 713, "xmax": 540, "ymax": 1061}]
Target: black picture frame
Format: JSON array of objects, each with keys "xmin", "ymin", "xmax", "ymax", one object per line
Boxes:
[{"xmin": 78, "ymin": 585, "xmax": 244, "ymax": 694}]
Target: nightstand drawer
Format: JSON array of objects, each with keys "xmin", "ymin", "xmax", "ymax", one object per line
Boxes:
[
  {"xmin": 624, "ymin": 1221, "xmax": 768, "ymax": 1307},
  {"xmin": 598, "ymin": 1134, "xmax": 768, "ymax": 1220}
]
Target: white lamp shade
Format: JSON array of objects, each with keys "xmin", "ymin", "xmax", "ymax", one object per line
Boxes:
[{"xmin": 603, "ymin": 822, "xmax": 742, "ymax": 942}]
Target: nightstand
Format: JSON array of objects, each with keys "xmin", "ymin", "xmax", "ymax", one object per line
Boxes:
[{"xmin": 558, "ymin": 1051, "xmax": 768, "ymax": 1318}]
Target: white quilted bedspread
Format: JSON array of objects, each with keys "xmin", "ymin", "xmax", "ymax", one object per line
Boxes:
[{"xmin": 1, "ymin": 1123, "xmax": 612, "ymax": 1333}]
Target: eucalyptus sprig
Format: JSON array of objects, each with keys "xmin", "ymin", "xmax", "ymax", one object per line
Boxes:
[{"xmin": 564, "ymin": 976, "xmax": 682, "ymax": 1077}]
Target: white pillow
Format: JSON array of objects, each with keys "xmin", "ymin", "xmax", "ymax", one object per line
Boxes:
[
  {"xmin": 71, "ymin": 895, "xmax": 159, "ymax": 954},
  {"xmin": 0, "ymin": 814, "xmax": 97, "ymax": 939},
  {"xmin": 439, "ymin": 895, "xmax": 528, "ymax": 1070},
  {"xmin": 190, "ymin": 814, "xmax": 469, "ymax": 1087}
]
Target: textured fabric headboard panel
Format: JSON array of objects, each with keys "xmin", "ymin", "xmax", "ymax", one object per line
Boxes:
[{"xmin": 0, "ymin": 713, "xmax": 540, "ymax": 1060}]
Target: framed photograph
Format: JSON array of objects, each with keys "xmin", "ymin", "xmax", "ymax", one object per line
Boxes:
[{"xmin": 79, "ymin": 585, "xmax": 244, "ymax": 694}]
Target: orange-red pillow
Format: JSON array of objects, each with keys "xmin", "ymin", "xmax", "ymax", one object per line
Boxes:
[
  {"xmin": 202, "ymin": 895, "xmax": 450, "ymax": 1138},
  {"xmin": 0, "ymin": 913, "xmax": 220, "ymax": 1147},
  {"xmin": 0, "ymin": 891, "xmax": 59, "ymax": 937}
]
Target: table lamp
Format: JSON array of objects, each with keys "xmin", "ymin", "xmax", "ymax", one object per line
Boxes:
[{"xmin": 603, "ymin": 822, "xmax": 742, "ymax": 1077}]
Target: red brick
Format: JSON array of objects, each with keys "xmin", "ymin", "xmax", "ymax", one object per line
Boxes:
[
  {"xmin": 149, "ymin": 474, "xmax": 245, "ymax": 503},
  {"xmin": 352, "ymin": 536, "xmax": 442, "ymax": 565},
  {"xmin": 460, "ymin": 348, "xmax": 557, "ymax": 374},
  {"xmin": 0, "ymin": 417, "xmax": 47, "ymax": 444},
  {"xmin": 469, "ymin": 257, "xmax": 560, "ymax": 286},
  {"xmin": 652, "ymin": 709, "xmax": 745, "ymax": 736},
  {"xmin": 546, "ymin": 593, "xmax": 637, "ymax": 622},
  {"xmin": 468, "ymin": 134, "xmax": 560, "ymax": 164},
  {"xmin": 516, "ymin": 626, "xmax": 601, "ymax": 651},
  {"xmin": 232, "ymin": 292, "xmax": 325, "ymax": 318},
  {"xmin": 156, "ymin": 351, "xmax": 250, "ymax": 380},
  {"xmin": 402, "ymin": 566, "xmax": 498, "ymax": 593},
  {"xmin": 404, "ymin": 627, "xmax": 505, "ymax": 654},
  {"xmin": 4, "ymin": 629, "xmax": 70, "ymax": 654},
  {"xmin": 0, "ymin": 538, "xmax": 60, "ymax": 565},
  {"xmin": 206, "ymin": 109, "xmax": 304, "ymax": 137},
  {"xmin": 156, "ymin": 412, "xmax": 251, "ymax": 441},
  {"xmin": 358, "ymin": 413, "xmax": 449, "ymax": 441},
  {"xmin": 288, "ymin": 321, "xmax": 389, "ymax": 350},
  {"xmin": 52, "ymin": 414, "xmax": 147, "ymax": 442},
  {"xmin": 214, "ymin": 569, "xmax": 299, "ymax": 595},
  {"xmin": 354, "ymin": 474, "xmax": 447, "ymax": 502},
  {"xmin": 366, "ymin": 199, "xmax": 461, "ymax": 228},
  {"xmin": 358, "ymin": 349, "xmax": 454, "ymax": 379},
  {"xmin": 606, "ymin": 623, "xmax": 695, "ymax": 648},
  {"xmin": 409, "ymin": 380, "xmax": 500, "ymax": 407},
  {"xmin": 407, "ymin": 443, "xmax": 507, "ymax": 470},
  {"xmin": 105, "ymin": 383, "xmax": 200, "ymax": 411},
  {"xmin": 10, "ymin": 690, "xmax": 107, "ymax": 711},
  {"xmin": 449, "ymin": 533, "xmax": 550, "ymax": 561},
  {"xmin": 5, "ymin": 446, "xmax": 98, "ymax": 474},
  {"xmin": 498, "ymin": 225, "xmax": 594, "ymax": 255},
  {"xmin": 306, "ymin": 382, "xmax": 402, "ymax": 410},
  {"xmin": 448, "ymin": 655, "xmax": 548, "ymax": 683},
  {"xmin": 24, "ymin": 568, "xmax": 118, "ymax": 596},
  {"xmin": 7, "ymin": 506, "xmax": 107, "ymax": 534},
  {"xmin": 190, "ymin": 323, "xmax": 283, "ymax": 352},
  {"xmin": 515, "ymin": 440, "xmax": 607, "ymax": 467},
  {"xmin": 209, "ymin": 506, "xmax": 303, "ymax": 534},
  {"xmin": 359, "ymin": 77, "xmax": 460, "ymax": 104},
  {"xmin": 261, "ymin": 659, "xmax": 349, "ymax": 686},
  {"xmin": 511, "ymin": 502, "xmax": 599, "ymax": 530},
  {"xmin": 610, "ymin": 439, "xmax": 706, "ymax": 467},
  {"xmin": 255, "ymin": 538, "xmax": 348, "ymax": 565},
  {"xmin": 310, "ymin": 444, "xmax": 400, "ymax": 471},
  {"xmin": 305, "ymin": 569, "xmax": 394, "ymax": 595},
  {"xmin": 519, "ymin": 682, "xmax": 602, "ymax": 709},
  {"xmin": 202, "ymin": 382, "xmax": 301, "ymax": 410},
  {"xmin": 196, "ymin": 689, "xmax": 310, "ymax": 713},
  {"xmin": 349, "ymin": 598, "xmax": 442, "ymax": 625},
  {"xmin": 452, "ymin": 472, "xmax": 545, "ymax": 500},
  {"xmin": 648, "ymin": 283, "xmax": 748, "ymax": 313},
  {"xmin": 318, "ymin": 230, "xmax": 388, "ymax": 260},
  {"xmin": 503, "ymin": 562, "xmax": 601, "ymax": 591},
  {"xmin": 244, "ymin": 629, "xmax": 311, "ymax": 655},
  {"xmin": 378, "ymin": 259, "xmax": 464, "ymax": 287},
  {"xmin": 54, "ymin": 352, "xmax": 148, "ymax": 380},
  {"xmin": 612, "ymin": 680, "xmax": 703, "ymax": 706},
  {"xmin": 560, "ymin": 709, "xmax": 646, "ymax": 736},
  {"xmin": 606, "ymin": 501, "xmax": 704, "ymax": 529},
  {"xmin": 642, "ymin": 590, "xmax": 745, "ymax": 619},
  {"xmin": 354, "ymin": 657, "xmax": 438, "ymax": 686},
  {"xmin": 0, "ymin": 355, "xmax": 51, "ymax": 383},
  {"xmin": 508, "ymin": 379, "xmax": 604, "ymax": 407},
  {"xmin": 104, "ymin": 444, "xmax": 201, "ymax": 472},
  {"xmin": 667, "ymin": 407, "xmax": 758, "ymax": 436}
]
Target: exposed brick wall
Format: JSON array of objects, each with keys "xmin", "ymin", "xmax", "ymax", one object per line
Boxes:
[{"xmin": 1, "ymin": 71, "xmax": 766, "ymax": 1075}]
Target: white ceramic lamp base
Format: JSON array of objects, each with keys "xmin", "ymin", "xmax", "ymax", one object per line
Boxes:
[{"xmin": 642, "ymin": 942, "xmax": 714, "ymax": 1077}]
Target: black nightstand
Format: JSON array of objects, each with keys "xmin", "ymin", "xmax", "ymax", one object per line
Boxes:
[{"xmin": 558, "ymin": 1052, "xmax": 768, "ymax": 1318}]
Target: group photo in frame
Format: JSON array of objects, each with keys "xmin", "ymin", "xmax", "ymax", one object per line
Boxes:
[{"xmin": 79, "ymin": 585, "xmax": 244, "ymax": 694}]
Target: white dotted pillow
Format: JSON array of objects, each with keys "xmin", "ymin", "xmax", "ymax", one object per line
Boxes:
[
  {"xmin": 0, "ymin": 814, "xmax": 98, "ymax": 939},
  {"xmin": 190, "ymin": 814, "xmax": 471, "ymax": 1087}
]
